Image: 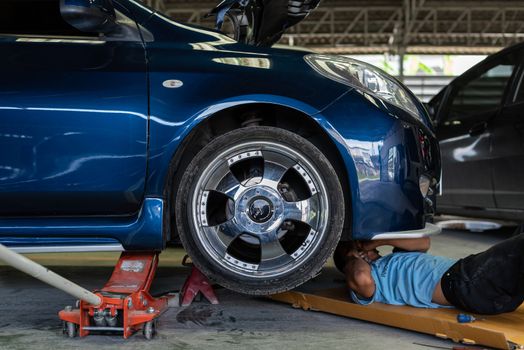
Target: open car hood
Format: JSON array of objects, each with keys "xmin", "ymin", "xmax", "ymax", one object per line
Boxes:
[{"xmin": 209, "ymin": 0, "xmax": 321, "ymax": 47}]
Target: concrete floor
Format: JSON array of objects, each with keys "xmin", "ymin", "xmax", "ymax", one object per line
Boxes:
[{"xmin": 0, "ymin": 227, "xmax": 515, "ymax": 350}]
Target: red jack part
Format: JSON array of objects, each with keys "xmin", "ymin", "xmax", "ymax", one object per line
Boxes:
[
  {"xmin": 59, "ymin": 251, "xmax": 169, "ymax": 339},
  {"xmin": 181, "ymin": 266, "xmax": 219, "ymax": 307},
  {"xmin": 180, "ymin": 255, "xmax": 219, "ymax": 307}
]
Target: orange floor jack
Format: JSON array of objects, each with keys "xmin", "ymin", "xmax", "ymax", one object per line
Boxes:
[
  {"xmin": 58, "ymin": 251, "xmax": 219, "ymax": 340},
  {"xmin": 0, "ymin": 244, "xmax": 218, "ymax": 341}
]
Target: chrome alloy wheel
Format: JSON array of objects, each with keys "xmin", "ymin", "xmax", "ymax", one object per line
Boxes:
[{"xmin": 190, "ymin": 141, "xmax": 330, "ymax": 279}]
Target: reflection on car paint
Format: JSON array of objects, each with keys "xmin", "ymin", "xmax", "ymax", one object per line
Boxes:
[
  {"xmin": 452, "ymin": 133, "xmax": 489, "ymax": 162},
  {"xmin": 212, "ymin": 57, "xmax": 272, "ymax": 69}
]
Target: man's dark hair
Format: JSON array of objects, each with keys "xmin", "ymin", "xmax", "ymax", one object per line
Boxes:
[{"xmin": 333, "ymin": 241, "xmax": 358, "ymax": 273}]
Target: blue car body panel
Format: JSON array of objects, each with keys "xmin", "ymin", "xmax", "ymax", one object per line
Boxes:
[
  {"xmin": 0, "ymin": 198, "xmax": 164, "ymax": 250},
  {"xmin": 0, "ymin": 0, "xmax": 439, "ymax": 251},
  {"xmin": 316, "ymin": 90, "xmax": 438, "ymax": 239},
  {"xmin": 141, "ymin": 12, "xmax": 350, "ymax": 197},
  {"xmin": 0, "ymin": 34, "xmax": 148, "ymax": 216}
]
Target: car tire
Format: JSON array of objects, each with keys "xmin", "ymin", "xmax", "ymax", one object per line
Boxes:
[{"xmin": 175, "ymin": 126, "xmax": 344, "ymax": 295}]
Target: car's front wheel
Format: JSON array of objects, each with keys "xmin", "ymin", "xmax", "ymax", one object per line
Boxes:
[{"xmin": 175, "ymin": 126, "xmax": 344, "ymax": 295}]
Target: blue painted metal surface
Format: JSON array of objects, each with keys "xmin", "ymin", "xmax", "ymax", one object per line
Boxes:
[
  {"xmin": 1, "ymin": 237, "xmax": 121, "ymax": 247},
  {"xmin": 0, "ymin": 0, "xmax": 439, "ymax": 250},
  {"xmin": 316, "ymin": 90, "xmax": 439, "ymax": 239},
  {"xmin": 141, "ymin": 11, "xmax": 350, "ymax": 196},
  {"xmin": 0, "ymin": 198, "xmax": 164, "ymax": 250},
  {"xmin": 0, "ymin": 30, "xmax": 148, "ymax": 216}
]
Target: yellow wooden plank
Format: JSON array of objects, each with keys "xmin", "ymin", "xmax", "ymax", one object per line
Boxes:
[{"xmin": 269, "ymin": 288, "xmax": 524, "ymax": 350}]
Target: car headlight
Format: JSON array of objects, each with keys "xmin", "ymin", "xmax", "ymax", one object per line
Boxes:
[{"xmin": 304, "ymin": 54, "xmax": 421, "ymax": 119}]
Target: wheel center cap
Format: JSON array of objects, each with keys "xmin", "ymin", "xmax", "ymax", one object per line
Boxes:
[{"xmin": 248, "ymin": 198, "xmax": 274, "ymax": 223}]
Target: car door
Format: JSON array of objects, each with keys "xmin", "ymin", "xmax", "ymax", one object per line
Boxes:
[
  {"xmin": 490, "ymin": 51, "xmax": 524, "ymax": 213},
  {"xmin": 0, "ymin": 0, "xmax": 148, "ymax": 216},
  {"xmin": 436, "ymin": 56, "xmax": 517, "ymax": 211}
]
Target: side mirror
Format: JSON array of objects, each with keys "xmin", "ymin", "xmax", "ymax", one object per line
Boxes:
[{"xmin": 60, "ymin": 0, "xmax": 117, "ymax": 34}]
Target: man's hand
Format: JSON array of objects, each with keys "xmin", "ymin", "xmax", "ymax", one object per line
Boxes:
[
  {"xmin": 360, "ymin": 249, "xmax": 381, "ymax": 262},
  {"xmin": 344, "ymin": 242, "xmax": 380, "ymax": 263}
]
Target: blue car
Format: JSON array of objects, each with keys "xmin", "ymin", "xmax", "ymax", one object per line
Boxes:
[{"xmin": 0, "ymin": 0, "xmax": 440, "ymax": 294}]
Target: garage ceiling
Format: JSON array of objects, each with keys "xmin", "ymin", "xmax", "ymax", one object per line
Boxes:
[{"xmin": 143, "ymin": 0, "xmax": 524, "ymax": 54}]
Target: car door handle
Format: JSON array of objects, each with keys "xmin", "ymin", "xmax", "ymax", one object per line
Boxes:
[{"xmin": 469, "ymin": 122, "xmax": 487, "ymax": 137}]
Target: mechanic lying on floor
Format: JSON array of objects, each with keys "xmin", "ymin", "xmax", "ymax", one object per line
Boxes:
[{"xmin": 334, "ymin": 233, "xmax": 524, "ymax": 315}]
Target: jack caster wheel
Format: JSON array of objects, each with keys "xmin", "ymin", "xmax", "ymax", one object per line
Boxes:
[
  {"xmin": 63, "ymin": 321, "xmax": 77, "ymax": 338},
  {"xmin": 142, "ymin": 320, "xmax": 157, "ymax": 340}
]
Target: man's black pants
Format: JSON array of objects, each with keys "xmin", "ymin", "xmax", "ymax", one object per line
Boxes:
[{"xmin": 441, "ymin": 232, "xmax": 524, "ymax": 315}]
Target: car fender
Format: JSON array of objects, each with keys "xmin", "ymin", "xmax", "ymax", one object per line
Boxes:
[{"xmin": 145, "ymin": 91, "xmax": 357, "ymax": 194}]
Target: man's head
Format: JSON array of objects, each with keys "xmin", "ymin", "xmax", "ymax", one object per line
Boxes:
[{"xmin": 333, "ymin": 240, "xmax": 358, "ymax": 273}]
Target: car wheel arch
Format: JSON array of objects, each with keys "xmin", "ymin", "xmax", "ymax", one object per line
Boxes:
[{"xmin": 161, "ymin": 102, "xmax": 356, "ymax": 243}]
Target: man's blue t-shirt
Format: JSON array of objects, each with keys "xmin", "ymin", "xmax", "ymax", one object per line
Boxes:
[{"xmin": 350, "ymin": 253, "xmax": 456, "ymax": 308}]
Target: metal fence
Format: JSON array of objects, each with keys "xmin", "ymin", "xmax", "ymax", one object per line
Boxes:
[{"xmin": 401, "ymin": 75, "xmax": 454, "ymax": 102}]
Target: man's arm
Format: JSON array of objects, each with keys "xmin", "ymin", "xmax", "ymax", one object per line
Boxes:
[
  {"xmin": 344, "ymin": 255, "xmax": 375, "ymax": 299},
  {"xmin": 360, "ymin": 237, "xmax": 430, "ymax": 253}
]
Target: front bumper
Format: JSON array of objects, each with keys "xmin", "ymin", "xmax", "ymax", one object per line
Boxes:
[
  {"xmin": 371, "ymin": 223, "xmax": 441, "ymax": 240},
  {"xmin": 317, "ymin": 89, "xmax": 441, "ymax": 240}
]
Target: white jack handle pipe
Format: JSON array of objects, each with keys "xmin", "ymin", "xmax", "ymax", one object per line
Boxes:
[{"xmin": 0, "ymin": 244, "xmax": 102, "ymax": 307}]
